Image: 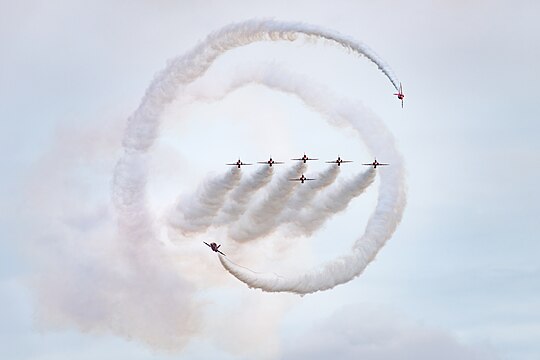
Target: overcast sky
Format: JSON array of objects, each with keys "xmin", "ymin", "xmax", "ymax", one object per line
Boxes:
[{"xmin": 1, "ymin": 1, "xmax": 539, "ymax": 359}]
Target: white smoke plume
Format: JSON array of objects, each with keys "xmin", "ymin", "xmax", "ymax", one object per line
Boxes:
[
  {"xmin": 29, "ymin": 121, "xmax": 202, "ymax": 351},
  {"xmin": 227, "ymin": 162, "xmax": 306, "ymax": 242},
  {"xmin": 216, "ymin": 165, "xmax": 274, "ymax": 225},
  {"xmin": 283, "ymin": 164, "xmax": 341, "ymax": 212},
  {"xmin": 168, "ymin": 168, "xmax": 241, "ymax": 235},
  {"xmin": 226, "ymin": 165, "xmax": 343, "ymax": 240},
  {"xmin": 284, "ymin": 168, "xmax": 376, "ymax": 237}
]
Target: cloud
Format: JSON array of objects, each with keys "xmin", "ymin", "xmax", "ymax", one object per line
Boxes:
[
  {"xmin": 24, "ymin": 119, "xmax": 203, "ymax": 351},
  {"xmin": 283, "ymin": 304, "xmax": 500, "ymax": 360}
]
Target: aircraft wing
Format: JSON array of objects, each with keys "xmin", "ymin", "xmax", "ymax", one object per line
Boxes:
[
  {"xmin": 305, "ymin": 178, "xmax": 316, "ymax": 181},
  {"xmin": 203, "ymin": 241, "xmax": 211, "ymax": 247},
  {"xmin": 257, "ymin": 161, "xmax": 269, "ymax": 164},
  {"xmin": 291, "ymin": 158, "xmax": 303, "ymax": 160},
  {"xmin": 379, "ymin": 163, "xmax": 389, "ymax": 166},
  {"xmin": 273, "ymin": 161, "xmax": 284, "ymax": 164},
  {"xmin": 217, "ymin": 250, "xmax": 226, "ymax": 256},
  {"xmin": 362, "ymin": 163, "xmax": 373, "ymax": 166},
  {"xmin": 325, "ymin": 161, "xmax": 338, "ymax": 164},
  {"xmin": 341, "ymin": 160, "xmax": 353, "ymax": 163}
]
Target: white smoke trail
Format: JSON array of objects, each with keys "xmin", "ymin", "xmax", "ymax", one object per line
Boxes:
[
  {"xmin": 111, "ymin": 20, "xmax": 404, "ymax": 297},
  {"xmin": 119, "ymin": 19, "xmax": 399, "ymax": 152},
  {"xmin": 285, "ymin": 168, "xmax": 376, "ymax": 237},
  {"xmin": 210, "ymin": 69, "xmax": 406, "ymax": 294},
  {"xmin": 284, "ymin": 165, "xmax": 341, "ymax": 212},
  {"xmin": 242, "ymin": 165, "xmax": 343, "ymax": 238},
  {"xmin": 227, "ymin": 162, "xmax": 306, "ymax": 242},
  {"xmin": 168, "ymin": 168, "xmax": 241, "ymax": 235},
  {"xmin": 216, "ymin": 166, "xmax": 274, "ymax": 225},
  {"xmin": 113, "ymin": 18, "xmax": 399, "ymax": 246}
]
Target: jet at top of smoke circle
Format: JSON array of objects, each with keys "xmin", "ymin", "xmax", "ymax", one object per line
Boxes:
[
  {"xmin": 112, "ymin": 19, "xmax": 406, "ymax": 296},
  {"xmin": 119, "ymin": 19, "xmax": 401, "ymax": 152}
]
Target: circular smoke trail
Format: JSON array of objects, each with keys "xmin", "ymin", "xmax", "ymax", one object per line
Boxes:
[
  {"xmin": 112, "ymin": 19, "xmax": 405, "ymax": 295},
  {"xmin": 199, "ymin": 66, "xmax": 405, "ymax": 294}
]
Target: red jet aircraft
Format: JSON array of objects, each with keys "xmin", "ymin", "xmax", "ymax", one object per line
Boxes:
[
  {"xmin": 362, "ymin": 158, "xmax": 389, "ymax": 169},
  {"xmin": 290, "ymin": 174, "xmax": 316, "ymax": 183},
  {"xmin": 204, "ymin": 242, "xmax": 226, "ymax": 256},
  {"xmin": 226, "ymin": 159, "xmax": 252, "ymax": 168},
  {"xmin": 326, "ymin": 156, "xmax": 353, "ymax": 166},
  {"xmin": 257, "ymin": 157, "xmax": 284, "ymax": 167},
  {"xmin": 292, "ymin": 153, "xmax": 318, "ymax": 163},
  {"xmin": 394, "ymin": 83, "xmax": 405, "ymax": 108}
]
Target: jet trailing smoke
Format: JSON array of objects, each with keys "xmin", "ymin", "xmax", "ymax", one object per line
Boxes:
[
  {"xmin": 112, "ymin": 20, "xmax": 405, "ymax": 298},
  {"xmin": 285, "ymin": 165, "xmax": 341, "ymax": 212},
  {"xmin": 227, "ymin": 162, "xmax": 306, "ymax": 242},
  {"xmin": 283, "ymin": 168, "xmax": 376, "ymax": 237}
]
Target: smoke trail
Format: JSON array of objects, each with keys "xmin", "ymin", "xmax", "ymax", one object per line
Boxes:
[
  {"xmin": 210, "ymin": 69, "xmax": 406, "ymax": 294},
  {"xmin": 168, "ymin": 168, "xmax": 241, "ymax": 235},
  {"xmin": 216, "ymin": 166, "xmax": 274, "ymax": 225},
  {"xmin": 285, "ymin": 168, "xmax": 376, "ymax": 237},
  {"xmin": 119, "ymin": 20, "xmax": 399, "ymax": 152},
  {"xmin": 113, "ymin": 19, "xmax": 399, "ymax": 248},
  {"xmin": 284, "ymin": 165, "xmax": 340, "ymax": 212},
  {"xmin": 227, "ymin": 162, "xmax": 306, "ymax": 242},
  {"xmin": 111, "ymin": 20, "xmax": 404, "ymax": 297}
]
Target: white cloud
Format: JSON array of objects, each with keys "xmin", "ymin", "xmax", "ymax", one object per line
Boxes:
[{"xmin": 283, "ymin": 304, "xmax": 500, "ymax": 360}]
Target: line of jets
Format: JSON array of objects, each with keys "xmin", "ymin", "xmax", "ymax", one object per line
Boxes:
[
  {"xmin": 227, "ymin": 154, "xmax": 389, "ymax": 184},
  {"xmin": 207, "ymin": 154, "xmax": 388, "ymax": 255}
]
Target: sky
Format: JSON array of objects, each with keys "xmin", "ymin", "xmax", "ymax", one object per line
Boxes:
[{"xmin": 1, "ymin": 0, "xmax": 539, "ymax": 359}]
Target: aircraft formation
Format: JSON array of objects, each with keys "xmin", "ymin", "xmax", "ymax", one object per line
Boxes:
[
  {"xmin": 227, "ymin": 153, "xmax": 389, "ymax": 173},
  {"xmin": 216, "ymin": 81, "xmax": 403, "ymax": 256},
  {"xmin": 205, "ymin": 84, "xmax": 402, "ymax": 258},
  {"xmin": 208, "ymin": 154, "xmax": 389, "ymax": 255}
]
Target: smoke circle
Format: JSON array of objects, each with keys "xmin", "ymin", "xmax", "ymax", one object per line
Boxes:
[{"xmin": 113, "ymin": 20, "xmax": 406, "ymax": 295}]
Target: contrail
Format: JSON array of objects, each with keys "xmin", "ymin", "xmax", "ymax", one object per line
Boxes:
[
  {"xmin": 216, "ymin": 166, "xmax": 274, "ymax": 225},
  {"xmin": 168, "ymin": 168, "xmax": 241, "ymax": 235},
  {"xmin": 111, "ymin": 20, "xmax": 405, "ymax": 297},
  {"xmin": 227, "ymin": 162, "xmax": 306, "ymax": 242}
]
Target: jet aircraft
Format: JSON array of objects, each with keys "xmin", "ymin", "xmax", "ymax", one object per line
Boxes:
[
  {"xmin": 227, "ymin": 159, "xmax": 252, "ymax": 168},
  {"xmin": 203, "ymin": 241, "xmax": 226, "ymax": 256},
  {"xmin": 290, "ymin": 174, "xmax": 316, "ymax": 183},
  {"xmin": 292, "ymin": 153, "xmax": 318, "ymax": 163},
  {"xmin": 326, "ymin": 156, "xmax": 353, "ymax": 166},
  {"xmin": 394, "ymin": 83, "xmax": 405, "ymax": 108},
  {"xmin": 362, "ymin": 158, "xmax": 389, "ymax": 168},
  {"xmin": 257, "ymin": 157, "xmax": 284, "ymax": 167}
]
